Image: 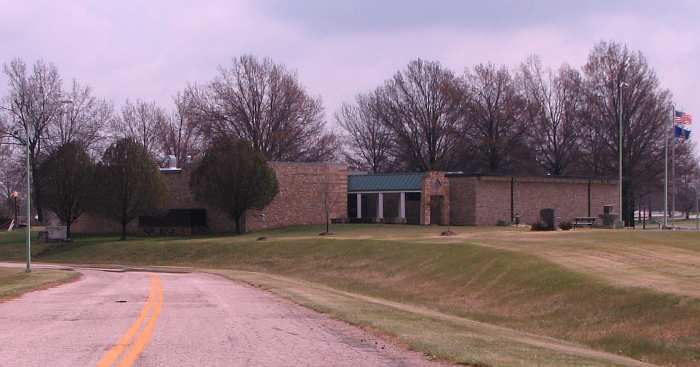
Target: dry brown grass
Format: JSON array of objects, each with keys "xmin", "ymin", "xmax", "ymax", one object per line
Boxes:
[
  {"xmin": 1, "ymin": 225, "xmax": 700, "ymax": 365},
  {"xmin": 0, "ymin": 266, "xmax": 79, "ymax": 301}
]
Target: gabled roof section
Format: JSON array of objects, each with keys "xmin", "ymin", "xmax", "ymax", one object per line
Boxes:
[{"xmin": 348, "ymin": 173, "xmax": 425, "ymax": 192}]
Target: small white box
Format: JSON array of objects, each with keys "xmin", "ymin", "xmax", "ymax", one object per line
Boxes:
[{"xmin": 46, "ymin": 226, "xmax": 68, "ymax": 241}]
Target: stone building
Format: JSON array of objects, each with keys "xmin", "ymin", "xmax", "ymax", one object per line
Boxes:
[
  {"xmin": 70, "ymin": 161, "xmax": 616, "ymax": 234},
  {"xmin": 447, "ymin": 174, "xmax": 617, "ymax": 226},
  {"xmin": 346, "ymin": 172, "xmax": 449, "ymax": 225},
  {"xmin": 347, "ymin": 172, "xmax": 617, "ymax": 226},
  {"xmin": 71, "ymin": 162, "xmax": 348, "ymax": 234}
]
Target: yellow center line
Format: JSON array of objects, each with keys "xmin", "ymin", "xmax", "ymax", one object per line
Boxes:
[
  {"xmin": 96, "ymin": 275, "xmax": 164, "ymax": 367},
  {"xmin": 117, "ymin": 276, "xmax": 164, "ymax": 367}
]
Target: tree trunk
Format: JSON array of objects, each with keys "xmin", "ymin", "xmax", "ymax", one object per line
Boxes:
[
  {"xmin": 31, "ymin": 165, "xmax": 44, "ymax": 223},
  {"xmin": 621, "ymin": 182, "xmax": 635, "ymax": 227},
  {"xmin": 120, "ymin": 220, "xmax": 127, "ymax": 241},
  {"xmin": 637, "ymin": 202, "xmax": 642, "ymax": 223},
  {"xmin": 627, "ymin": 196, "xmax": 636, "ymax": 228},
  {"xmin": 234, "ymin": 216, "xmax": 242, "ymax": 235}
]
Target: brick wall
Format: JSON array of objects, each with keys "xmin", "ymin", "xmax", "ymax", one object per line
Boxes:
[
  {"xmin": 73, "ymin": 162, "xmax": 348, "ymax": 234},
  {"xmin": 512, "ymin": 179, "xmax": 585, "ymax": 225},
  {"xmin": 447, "ymin": 176, "xmax": 477, "ymax": 225},
  {"xmin": 446, "ymin": 175, "xmax": 617, "ymax": 226},
  {"xmin": 71, "ymin": 167, "xmax": 615, "ymax": 233},
  {"xmin": 473, "ymin": 177, "xmax": 512, "ymax": 226},
  {"xmin": 590, "ymin": 182, "xmax": 618, "ymax": 219},
  {"xmin": 245, "ymin": 162, "xmax": 348, "ymax": 231},
  {"xmin": 420, "ymin": 171, "xmax": 449, "ymax": 225}
]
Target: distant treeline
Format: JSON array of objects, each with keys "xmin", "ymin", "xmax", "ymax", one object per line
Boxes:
[{"xmin": 0, "ymin": 41, "xmax": 697, "ymax": 224}]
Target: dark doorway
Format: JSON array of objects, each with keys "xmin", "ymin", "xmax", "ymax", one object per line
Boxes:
[
  {"xmin": 363, "ymin": 193, "xmax": 378, "ymax": 218},
  {"xmin": 383, "ymin": 193, "xmax": 400, "ymax": 218},
  {"xmin": 405, "ymin": 192, "xmax": 421, "ymax": 224},
  {"xmin": 430, "ymin": 195, "xmax": 443, "ymax": 225},
  {"xmin": 347, "ymin": 194, "xmax": 357, "ymax": 218}
]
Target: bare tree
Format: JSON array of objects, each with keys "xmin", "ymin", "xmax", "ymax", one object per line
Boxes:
[
  {"xmin": 336, "ymin": 94, "xmax": 395, "ymax": 173},
  {"xmin": 670, "ymin": 141, "xmax": 700, "ymax": 219},
  {"xmin": 0, "ymin": 59, "xmax": 64, "ymax": 222},
  {"xmin": 157, "ymin": 93, "xmax": 203, "ymax": 166},
  {"xmin": 460, "ymin": 63, "xmax": 530, "ymax": 174},
  {"xmin": 185, "ymin": 55, "xmax": 336, "ymax": 162},
  {"xmin": 581, "ymin": 41, "xmax": 671, "ymax": 225},
  {"xmin": 520, "ymin": 57, "xmax": 584, "ymax": 175},
  {"xmin": 47, "ymin": 79, "xmax": 114, "ymax": 157},
  {"xmin": 113, "ymin": 99, "xmax": 167, "ymax": 161},
  {"xmin": 373, "ymin": 59, "xmax": 462, "ymax": 171},
  {"xmin": 303, "ymin": 131, "xmax": 342, "ymax": 163},
  {"xmin": 0, "ymin": 144, "xmax": 23, "ymax": 219}
]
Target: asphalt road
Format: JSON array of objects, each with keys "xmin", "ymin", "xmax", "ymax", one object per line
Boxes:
[{"xmin": 0, "ymin": 264, "xmax": 439, "ymax": 367}]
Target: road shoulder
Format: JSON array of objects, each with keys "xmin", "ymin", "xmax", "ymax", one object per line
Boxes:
[{"xmin": 0, "ymin": 266, "xmax": 80, "ymax": 302}]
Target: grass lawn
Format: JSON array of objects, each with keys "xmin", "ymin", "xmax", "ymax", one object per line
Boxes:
[
  {"xmin": 0, "ymin": 266, "xmax": 79, "ymax": 301},
  {"xmin": 667, "ymin": 219, "xmax": 700, "ymax": 229},
  {"xmin": 1, "ymin": 225, "xmax": 700, "ymax": 366}
]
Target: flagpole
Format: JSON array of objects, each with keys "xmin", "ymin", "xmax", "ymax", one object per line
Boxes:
[
  {"xmin": 671, "ymin": 119, "xmax": 676, "ymax": 228},
  {"xmin": 618, "ymin": 82, "xmax": 627, "ymax": 228},
  {"xmin": 696, "ymin": 187, "xmax": 699, "ymax": 231},
  {"xmin": 664, "ymin": 104, "xmax": 671, "ymax": 228}
]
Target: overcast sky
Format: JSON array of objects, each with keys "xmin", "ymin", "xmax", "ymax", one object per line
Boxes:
[{"xmin": 0, "ymin": 0, "xmax": 697, "ymax": 136}]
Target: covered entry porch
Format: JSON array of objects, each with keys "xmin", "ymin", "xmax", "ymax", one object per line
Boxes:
[
  {"xmin": 347, "ymin": 191, "xmax": 421, "ymax": 224},
  {"xmin": 348, "ymin": 173, "xmax": 425, "ymax": 224}
]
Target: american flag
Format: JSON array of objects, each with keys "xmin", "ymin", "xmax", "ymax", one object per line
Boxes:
[{"xmin": 674, "ymin": 110, "xmax": 693, "ymax": 125}]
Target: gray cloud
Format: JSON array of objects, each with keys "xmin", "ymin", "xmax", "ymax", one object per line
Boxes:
[
  {"xmin": 0, "ymin": 0, "xmax": 697, "ymax": 152},
  {"xmin": 257, "ymin": 0, "xmax": 670, "ymax": 33}
]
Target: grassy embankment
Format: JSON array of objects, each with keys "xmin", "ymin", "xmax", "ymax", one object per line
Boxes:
[
  {"xmin": 0, "ymin": 266, "xmax": 79, "ymax": 301},
  {"xmin": 1, "ymin": 225, "xmax": 700, "ymax": 366}
]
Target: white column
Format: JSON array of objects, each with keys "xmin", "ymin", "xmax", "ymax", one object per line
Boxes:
[
  {"xmin": 378, "ymin": 193, "xmax": 384, "ymax": 219},
  {"xmin": 356, "ymin": 193, "xmax": 362, "ymax": 219},
  {"xmin": 399, "ymin": 192, "xmax": 406, "ymax": 219}
]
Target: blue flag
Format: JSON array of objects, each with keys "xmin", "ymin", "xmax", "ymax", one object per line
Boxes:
[{"xmin": 675, "ymin": 125, "xmax": 691, "ymax": 140}]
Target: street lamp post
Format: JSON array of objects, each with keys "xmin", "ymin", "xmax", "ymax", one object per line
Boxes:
[
  {"xmin": 25, "ymin": 135, "xmax": 31, "ymax": 272},
  {"xmin": 23, "ymin": 98, "xmax": 73, "ymax": 273}
]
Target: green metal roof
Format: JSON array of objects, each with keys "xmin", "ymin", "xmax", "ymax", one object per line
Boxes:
[{"xmin": 348, "ymin": 173, "xmax": 425, "ymax": 192}]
